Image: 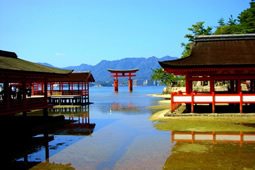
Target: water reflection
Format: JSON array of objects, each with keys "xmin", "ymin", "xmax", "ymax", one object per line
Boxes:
[
  {"xmin": 171, "ymin": 131, "xmax": 255, "ymax": 145},
  {"xmin": 1, "ymin": 105, "xmax": 95, "ymax": 169},
  {"xmin": 110, "ymin": 102, "xmax": 138, "ymax": 113},
  {"xmin": 164, "ymin": 131, "xmax": 255, "ymax": 169},
  {"xmin": 50, "ymin": 106, "xmax": 96, "ymax": 136}
]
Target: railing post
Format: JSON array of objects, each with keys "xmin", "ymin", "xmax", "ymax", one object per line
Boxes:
[
  {"xmin": 171, "ymin": 92, "xmax": 174, "ymax": 113},
  {"xmin": 171, "ymin": 131, "xmax": 174, "ymax": 144},
  {"xmin": 191, "ymin": 92, "xmax": 194, "ymax": 113},
  {"xmin": 240, "ymin": 131, "xmax": 243, "ymax": 146},
  {"xmin": 240, "ymin": 92, "xmax": 243, "ymax": 114},
  {"xmin": 212, "ymin": 92, "xmax": 215, "ymax": 113},
  {"xmin": 191, "ymin": 131, "xmax": 195, "ymax": 143},
  {"xmin": 212, "ymin": 131, "xmax": 216, "ymax": 144}
]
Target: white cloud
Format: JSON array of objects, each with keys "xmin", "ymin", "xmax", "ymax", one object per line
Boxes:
[{"xmin": 55, "ymin": 53, "xmax": 65, "ymax": 56}]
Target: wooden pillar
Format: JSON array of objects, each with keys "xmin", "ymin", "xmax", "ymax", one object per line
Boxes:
[
  {"xmin": 185, "ymin": 75, "xmax": 191, "ymax": 112},
  {"xmin": 129, "ymin": 78, "xmax": 133, "ymax": 92},
  {"xmin": 87, "ymin": 82, "xmax": 89, "ymax": 103},
  {"xmin": 78, "ymin": 82, "xmax": 80, "ymax": 95},
  {"xmin": 251, "ymin": 80, "xmax": 255, "ymax": 93},
  {"xmin": 191, "ymin": 131, "xmax": 195, "ymax": 143},
  {"xmin": 191, "ymin": 92, "xmax": 194, "ymax": 113},
  {"xmin": 71, "ymin": 82, "xmax": 74, "ymax": 95},
  {"xmin": 171, "ymin": 131, "xmax": 174, "ymax": 144},
  {"xmin": 186, "ymin": 75, "xmax": 191, "ymax": 94},
  {"xmin": 237, "ymin": 78, "xmax": 241, "ymax": 93},
  {"xmin": 240, "ymin": 92, "xmax": 243, "ymax": 113},
  {"xmin": 81, "ymin": 82, "xmax": 84, "ymax": 95},
  {"xmin": 22, "ymin": 82, "xmax": 27, "ymax": 108},
  {"xmin": 230, "ymin": 80, "xmax": 235, "ymax": 93},
  {"xmin": 61, "ymin": 82, "xmax": 63, "ymax": 94},
  {"xmin": 44, "ymin": 133, "xmax": 50, "ymax": 161},
  {"xmin": 32, "ymin": 83, "xmax": 35, "ymax": 95},
  {"xmin": 212, "ymin": 92, "xmax": 215, "ymax": 113},
  {"xmin": 50, "ymin": 82, "xmax": 54, "ymax": 95},
  {"xmin": 114, "ymin": 76, "xmax": 118, "ymax": 92},
  {"xmin": 44, "ymin": 81, "xmax": 48, "ymax": 104},
  {"xmin": 4, "ymin": 82, "xmax": 10, "ymax": 109},
  {"xmin": 210, "ymin": 77, "xmax": 214, "ymax": 93},
  {"xmin": 43, "ymin": 81, "xmax": 48, "ymax": 117}
]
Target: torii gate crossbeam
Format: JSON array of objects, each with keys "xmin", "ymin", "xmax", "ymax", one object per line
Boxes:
[{"xmin": 108, "ymin": 69, "xmax": 139, "ymax": 92}]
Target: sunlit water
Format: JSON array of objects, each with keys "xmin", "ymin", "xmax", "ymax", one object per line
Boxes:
[
  {"xmin": 11, "ymin": 86, "xmax": 255, "ymax": 169},
  {"xmin": 28, "ymin": 86, "xmax": 172, "ymax": 169}
]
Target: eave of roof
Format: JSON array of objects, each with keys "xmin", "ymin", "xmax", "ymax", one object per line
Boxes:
[
  {"xmin": 48, "ymin": 72, "xmax": 95, "ymax": 82},
  {"xmin": 108, "ymin": 68, "xmax": 139, "ymax": 73},
  {"xmin": 0, "ymin": 50, "xmax": 73, "ymax": 75},
  {"xmin": 159, "ymin": 34, "xmax": 255, "ymax": 69}
]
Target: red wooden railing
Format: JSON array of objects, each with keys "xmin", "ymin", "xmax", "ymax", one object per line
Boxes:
[
  {"xmin": 0, "ymin": 98, "xmax": 51, "ymax": 115},
  {"xmin": 171, "ymin": 91, "xmax": 255, "ymax": 113}
]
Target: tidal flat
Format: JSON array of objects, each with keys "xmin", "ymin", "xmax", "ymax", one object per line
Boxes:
[{"xmin": 153, "ymin": 117, "xmax": 255, "ymax": 132}]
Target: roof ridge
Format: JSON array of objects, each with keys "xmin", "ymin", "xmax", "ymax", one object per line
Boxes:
[
  {"xmin": 0, "ymin": 50, "xmax": 18, "ymax": 58},
  {"xmin": 195, "ymin": 34, "xmax": 255, "ymax": 42}
]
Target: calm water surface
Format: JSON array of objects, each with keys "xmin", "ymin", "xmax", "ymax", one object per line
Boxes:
[
  {"xmin": 29, "ymin": 86, "xmax": 172, "ymax": 169},
  {"xmin": 11, "ymin": 86, "xmax": 255, "ymax": 169}
]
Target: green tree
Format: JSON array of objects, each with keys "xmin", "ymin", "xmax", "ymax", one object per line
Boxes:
[
  {"xmin": 181, "ymin": 22, "xmax": 212, "ymax": 58},
  {"xmin": 215, "ymin": 0, "xmax": 255, "ymax": 34},
  {"xmin": 238, "ymin": 0, "xmax": 255, "ymax": 33},
  {"xmin": 150, "ymin": 68, "xmax": 184, "ymax": 86}
]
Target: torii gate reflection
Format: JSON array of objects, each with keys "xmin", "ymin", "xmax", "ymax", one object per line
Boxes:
[{"xmin": 108, "ymin": 69, "xmax": 139, "ymax": 93}]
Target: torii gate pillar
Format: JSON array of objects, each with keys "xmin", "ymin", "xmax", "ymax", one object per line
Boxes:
[
  {"xmin": 114, "ymin": 78, "xmax": 118, "ymax": 92},
  {"xmin": 129, "ymin": 78, "xmax": 133, "ymax": 92},
  {"xmin": 108, "ymin": 69, "xmax": 139, "ymax": 93}
]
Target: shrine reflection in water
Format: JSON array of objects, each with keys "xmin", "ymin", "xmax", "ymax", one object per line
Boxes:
[
  {"xmin": 1, "ymin": 105, "xmax": 94, "ymax": 169},
  {"xmin": 164, "ymin": 131, "xmax": 255, "ymax": 169}
]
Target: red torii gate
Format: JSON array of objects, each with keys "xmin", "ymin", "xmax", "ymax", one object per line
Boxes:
[{"xmin": 108, "ymin": 69, "xmax": 139, "ymax": 92}]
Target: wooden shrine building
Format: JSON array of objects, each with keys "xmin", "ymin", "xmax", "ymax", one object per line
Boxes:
[
  {"xmin": 159, "ymin": 34, "xmax": 255, "ymax": 114},
  {"xmin": 47, "ymin": 72, "xmax": 95, "ymax": 105},
  {"xmin": 108, "ymin": 68, "xmax": 139, "ymax": 92},
  {"xmin": 0, "ymin": 50, "xmax": 94, "ymax": 116},
  {"xmin": 0, "ymin": 50, "xmax": 72, "ymax": 116}
]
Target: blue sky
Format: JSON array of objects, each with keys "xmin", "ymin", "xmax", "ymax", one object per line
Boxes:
[{"xmin": 0, "ymin": 0, "xmax": 251, "ymax": 67}]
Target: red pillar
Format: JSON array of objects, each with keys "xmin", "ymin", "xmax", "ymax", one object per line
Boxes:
[
  {"xmin": 114, "ymin": 77, "xmax": 118, "ymax": 92},
  {"xmin": 210, "ymin": 77, "xmax": 215, "ymax": 93},
  {"xmin": 186, "ymin": 75, "xmax": 191, "ymax": 94},
  {"xmin": 81, "ymin": 82, "xmax": 84, "ymax": 95},
  {"xmin": 44, "ymin": 81, "xmax": 48, "ymax": 104},
  {"xmin": 22, "ymin": 82, "xmax": 27, "ymax": 108},
  {"xmin": 32, "ymin": 83, "xmax": 35, "ymax": 95},
  {"xmin": 129, "ymin": 78, "xmax": 133, "ymax": 92}
]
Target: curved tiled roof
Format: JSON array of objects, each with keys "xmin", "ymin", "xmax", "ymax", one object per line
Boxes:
[
  {"xmin": 159, "ymin": 34, "xmax": 255, "ymax": 69},
  {"xmin": 0, "ymin": 50, "xmax": 72, "ymax": 74},
  {"xmin": 48, "ymin": 71, "xmax": 95, "ymax": 82}
]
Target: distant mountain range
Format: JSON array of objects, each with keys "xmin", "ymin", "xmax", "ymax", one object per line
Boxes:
[{"xmin": 39, "ymin": 56, "xmax": 177, "ymax": 84}]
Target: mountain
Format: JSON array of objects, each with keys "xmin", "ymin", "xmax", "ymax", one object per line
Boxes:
[
  {"xmin": 39, "ymin": 56, "xmax": 177, "ymax": 84},
  {"xmin": 37, "ymin": 62, "xmax": 57, "ymax": 68},
  {"xmin": 63, "ymin": 56, "xmax": 177, "ymax": 82}
]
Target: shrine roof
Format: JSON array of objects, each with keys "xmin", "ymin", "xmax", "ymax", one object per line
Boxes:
[
  {"xmin": 0, "ymin": 50, "xmax": 72, "ymax": 74},
  {"xmin": 108, "ymin": 68, "xmax": 139, "ymax": 73},
  {"xmin": 48, "ymin": 71, "xmax": 95, "ymax": 82},
  {"xmin": 159, "ymin": 34, "xmax": 255, "ymax": 69}
]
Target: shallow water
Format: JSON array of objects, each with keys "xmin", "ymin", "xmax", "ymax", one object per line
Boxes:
[{"xmin": 5, "ymin": 86, "xmax": 255, "ymax": 169}]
